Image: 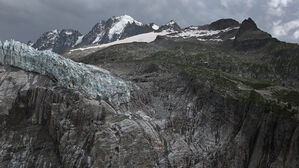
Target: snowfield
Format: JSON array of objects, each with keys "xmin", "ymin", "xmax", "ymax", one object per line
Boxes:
[{"xmin": 69, "ymin": 31, "xmax": 170, "ymax": 53}]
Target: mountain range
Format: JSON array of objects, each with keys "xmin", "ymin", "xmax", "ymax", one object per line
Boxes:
[
  {"xmin": 31, "ymin": 15, "xmax": 243, "ymax": 53},
  {"xmin": 1, "ymin": 15, "xmax": 299, "ymax": 168},
  {"xmin": 31, "ymin": 15, "xmax": 160, "ymax": 53}
]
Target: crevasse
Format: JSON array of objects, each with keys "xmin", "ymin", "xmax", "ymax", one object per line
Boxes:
[{"xmin": 0, "ymin": 40, "xmax": 132, "ymax": 104}]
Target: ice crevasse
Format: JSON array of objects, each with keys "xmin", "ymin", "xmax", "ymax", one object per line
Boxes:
[{"xmin": 0, "ymin": 40, "xmax": 132, "ymax": 104}]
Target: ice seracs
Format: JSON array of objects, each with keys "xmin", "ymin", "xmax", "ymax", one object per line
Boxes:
[{"xmin": 0, "ymin": 40, "xmax": 132, "ymax": 104}]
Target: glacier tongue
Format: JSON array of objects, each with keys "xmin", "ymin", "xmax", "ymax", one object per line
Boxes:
[{"xmin": 0, "ymin": 40, "xmax": 132, "ymax": 104}]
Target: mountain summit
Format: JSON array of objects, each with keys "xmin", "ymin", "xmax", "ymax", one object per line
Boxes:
[
  {"xmin": 157, "ymin": 20, "xmax": 181, "ymax": 32},
  {"xmin": 76, "ymin": 15, "xmax": 154, "ymax": 46},
  {"xmin": 234, "ymin": 18, "xmax": 274, "ymax": 50}
]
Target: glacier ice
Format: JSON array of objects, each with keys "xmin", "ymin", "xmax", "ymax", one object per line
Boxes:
[{"xmin": 0, "ymin": 40, "xmax": 132, "ymax": 104}]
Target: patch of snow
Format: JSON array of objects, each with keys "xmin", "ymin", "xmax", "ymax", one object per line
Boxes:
[
  {"xmin": 188, "ymin": 26, "xmax": 198, "ymax": 30},
  {"xmin": 92, "ymin": 32, "xmax": 105, "ymax": 44},
  {"xmin": 152, "ymin": 24, "xmax": 159, "ymax": 30},
  {"xmin": 0, "ymin": 40, "xmax": 133, "ymax": 104},
  {"xmin": 74, "ymin": 35, "xmax": 84, "ymax": 46},
  {"xmin": 169, "ymin": 27, "xmax": 239, "ymax": 40},
  {"xmin": 70, "ymin": 31, "xmax": 170, "ymax": 52},
  {"xmin": 65, "ymin": 31, "xmax": 73, "ymax": 35},
  {"xmin": 108, "ymin": 15, "xmax": 143, "ymax": 40}
]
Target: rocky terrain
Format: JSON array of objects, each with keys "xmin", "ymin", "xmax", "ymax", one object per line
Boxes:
[{"xmin": 1, "ymin": 17, "xmax": 299, "ymax": 168}]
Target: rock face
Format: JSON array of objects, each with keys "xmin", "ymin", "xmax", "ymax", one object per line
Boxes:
[
  {"xmin": 32, "ymin": 29, "xmax": 83, "ymax": 53},
  {"xmin": 1, "ymin": 18, "xmax": 299, "ymax": 168}
]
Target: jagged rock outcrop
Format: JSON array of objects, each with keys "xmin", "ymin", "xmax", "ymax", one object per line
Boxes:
[{"xmin": 32, "ymin": 29, "xmax": 82, "ymax": 53}]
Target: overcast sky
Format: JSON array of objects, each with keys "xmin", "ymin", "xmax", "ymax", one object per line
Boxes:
[{"xmin": 1, "ymin": 0, "xmax": 299, "ymax": 44}]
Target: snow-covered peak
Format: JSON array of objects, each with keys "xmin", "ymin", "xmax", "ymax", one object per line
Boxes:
[
  {"xmin": 0, "ymin": 40, "xmax": 132, "ymax": 104},
  {"xmin": 108, "ymin": 15, "xmax": 143, "ymax": 39},
  {"xmin": 112, "ymin": 15, "xmax": 143, "ymax": 25}
]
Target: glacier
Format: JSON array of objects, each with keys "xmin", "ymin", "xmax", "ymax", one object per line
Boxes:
[{"xmin": 0, "ymin": 40, "xmax": 132, "ymax": 104}]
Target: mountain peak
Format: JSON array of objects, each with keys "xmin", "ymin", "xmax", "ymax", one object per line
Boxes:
[
  {"xmin": 108, "ymin": 15, "xmax": 143, "ymax": 40},
  {"xmin": 234, "ymin": 17, "xmax": 274, "ymax": 50},
  {"xmin": 157, "ymin": 20, "xmax": 181, "ymax": 32},
  {"xmin": 238, "ymin": 17, "xmax": 258, "ymax": 33}
]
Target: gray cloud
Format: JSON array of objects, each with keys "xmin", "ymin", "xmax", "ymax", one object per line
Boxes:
[{"xmin": 0, "ymin": 0, "xmax": 298, "ymax": 43}]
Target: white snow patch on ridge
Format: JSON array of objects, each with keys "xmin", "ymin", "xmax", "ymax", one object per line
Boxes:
[
  {"xmin": 0, "ymin": 40, "xmax": 132, "ymax": 104},
  {"xmin": 168, "ymin": 27, "xmax": 239, "ymax": 40},
  {"xmin": 152, "ymin": 24, "xmax": 159, "ymax": 30},
  {"xmin": 108, "ymin": 15, "xmax": 143, "ymax": 40},
  {"xmin": 74, "ymin": 35, "xmax": 84, "ymax": 47},
  {"xmin": 65, "ymin": 31, "xmax": 73, "ymax": 35}
]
